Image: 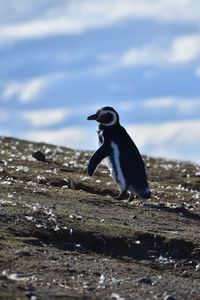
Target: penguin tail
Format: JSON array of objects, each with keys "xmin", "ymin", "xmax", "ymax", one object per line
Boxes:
[{"xmin": 139, "ymin": 188, "xmax": 151, "ymax": 199}]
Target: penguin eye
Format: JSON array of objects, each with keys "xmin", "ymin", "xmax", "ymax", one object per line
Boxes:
[{"xmin": 102, "ymin": 112, "xmax": 114, "ymax": 123}]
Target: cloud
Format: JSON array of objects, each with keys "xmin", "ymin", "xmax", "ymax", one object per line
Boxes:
[
  {"xmin": 23, "ymin": 126, "xmax": 90, "ymax": 149},
  {"xmin": 1, "ymin": 0, "xmax": 200, "ymax": 46},
  {"xmin": 22, "ymin": 108, "xmax": 71, "ymax": 127},
  {"xmin": 115, "ymin": 101, "xmax": 135, "ymax": 112},
  {"xmin": 120, "ymin": 34, "xmax": 200, "ymax": 68},
  {"xmin": 143, "ymin": 97, "xmax": 177, "ymax": 108},
  {"xmin": 2, "ymin": 79, "xmax": 46, "ymax": 103},
  {"xmin": 0, "ymin": 18, "xmax": 85, "ymax": 42},
  {"xmin": 196, "ymin": 66, "xmax": 200, "ymax": 77},
  {"xmin": 120, "ymin": 45, "xmax": 161, "ymax": 67},
  {"xmin": 169, "ymin": 34, "xmax": 200, "ymax": 63},
  {"xmin": 2, "ymin": 72, "xmax": 65, "ymax": 102},
  {"xmin": 143, "ymin": 97, "xmax": 200, "ymax": 114},
  {"xmin": 94, "ymin": 33, "xmax": 200, "ymax": 76},
  {"xmin": 126, "ymin": 119, "xmax": 200, "ymax": 161}
]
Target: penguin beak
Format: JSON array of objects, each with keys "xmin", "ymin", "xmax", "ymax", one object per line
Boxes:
[{"xmin": 87, "ymin": 113, "xmax": 98, "ymax": 121}]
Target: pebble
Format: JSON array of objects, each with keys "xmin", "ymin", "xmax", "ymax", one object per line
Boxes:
[
  {"xmin": 195, "ymin": 263, "xmax": 200, "ymax": 271},
  {"xmin": 163, "ymin": 296, "xmax": 176, "ymax": 300},
  {"xmin": 32, "ymin": 151, "xmax": 46, "ymax": 162},
  {"xmin": 137, "ymin": 276, "xmax": 153, "ymax": 285},
  {"xmin": 15, "ymin": 249, "xmax": 32, "ymax": 257}
]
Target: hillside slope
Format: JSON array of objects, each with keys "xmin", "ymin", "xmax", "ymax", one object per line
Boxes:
[{"xmin": 0, "ymin": 136, "xmax": 200, "ymax": 300}]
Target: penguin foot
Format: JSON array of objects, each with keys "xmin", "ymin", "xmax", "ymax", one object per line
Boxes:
[
  {"xmin": 128, "ymin": 193, "xmax": 139, "ymax": 201},
  {"xmin": 115, "ymin": 190, "xmax": 128, "ymax": 200}
]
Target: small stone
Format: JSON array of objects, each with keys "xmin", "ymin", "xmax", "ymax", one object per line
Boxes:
[
  {"xmin": 158, "ymin": 203, "xmax": 166, "ymax": 208},
  {"xmin": 163, "ymin": 295, "xmax": 176, "ymax": 300},
  {"xmin": 137, "ymin": 276, "xmax": 153, "ymax": 285},
  {"xmin": 25, "ymin": 291, "xmax": 37, "ymax": 300},
  {"xmin": 135, "ymin": 240, "xmax": 141, "ymax": 244},
  {"xmin": 50, "ymin": 179, "xmax": 68, "ymax": 187},
  {"xmin": 195, "ymin": 264, "xmax": 200, "ymax": 271},
  {"xmin": 62, "ymin": 185, "xmax": 69, "ymax": 189},
  {"xmin": 15, "ymin": 249, "xmax": 32, "ymax": 257},
  {"xmin": 124, "ymin": 221, "xmax": 129, "ymax": 226},
  {"xmin": 32, "ymin": 151, "xmax": 46, "ymax": 162}
]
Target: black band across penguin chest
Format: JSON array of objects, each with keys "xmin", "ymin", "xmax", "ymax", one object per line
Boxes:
[{"xmin": 97, "ymin": 130, "xmax": 104, "ymax": 145}]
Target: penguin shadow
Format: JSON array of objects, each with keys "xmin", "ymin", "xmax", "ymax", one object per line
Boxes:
[{"xmin": 140, "ymin": 201, "xmax": 200, "ymax": 221}]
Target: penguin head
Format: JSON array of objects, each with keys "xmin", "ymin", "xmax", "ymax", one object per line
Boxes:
[{"xmin": 87, "ymin": 107, "xmax": 119, "ymax": 126}]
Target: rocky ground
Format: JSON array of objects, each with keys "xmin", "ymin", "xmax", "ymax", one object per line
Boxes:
[{"xmin": 0, "ymin": 136, "xmax": 199, "ymax": 300}]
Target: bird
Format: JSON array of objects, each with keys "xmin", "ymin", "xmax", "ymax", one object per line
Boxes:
[{"xmin": 87, "ymin": 106, "xmax": 151, "ymax": 200}]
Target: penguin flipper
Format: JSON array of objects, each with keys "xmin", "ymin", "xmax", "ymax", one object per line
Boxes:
[{"xmin": 88, "ymin": 144, "xmax": 109, "ymax": 176}]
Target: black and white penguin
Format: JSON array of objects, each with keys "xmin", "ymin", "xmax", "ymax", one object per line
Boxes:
[{"xmin": 87, "ymin": 106, "xmax": 151, "ymax": 200}]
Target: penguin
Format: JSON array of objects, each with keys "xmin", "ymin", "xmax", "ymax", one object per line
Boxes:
[{"xmin": 87, "ymin": 106, "xmax": 151, "ymax": 200}]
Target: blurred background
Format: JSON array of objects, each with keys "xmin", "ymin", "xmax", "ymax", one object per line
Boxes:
[{"xmin": 0, "ymin": 0, "xmax": 200, "ymax": 163}]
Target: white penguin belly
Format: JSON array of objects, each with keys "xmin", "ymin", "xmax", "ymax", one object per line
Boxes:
[{"xmin": 105, "ymin": 142, "xmax": 126, "ymax": 191}]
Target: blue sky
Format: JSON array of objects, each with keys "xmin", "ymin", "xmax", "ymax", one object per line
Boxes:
[{"xmin": 0, "ymin": 0, "xmax": 200, "ymax": 163}]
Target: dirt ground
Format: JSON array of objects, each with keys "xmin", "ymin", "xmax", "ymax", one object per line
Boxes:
[{"xmin": 0, "ymin": 136, "xmax": 199, "ymax": 300}]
